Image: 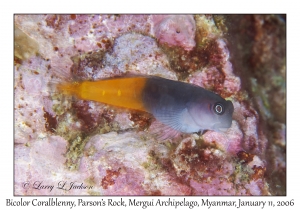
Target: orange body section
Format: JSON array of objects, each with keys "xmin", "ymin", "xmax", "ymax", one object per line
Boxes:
[{"xmin": 57, "ymin": 77, "xmax": 148, "ymax": 112}]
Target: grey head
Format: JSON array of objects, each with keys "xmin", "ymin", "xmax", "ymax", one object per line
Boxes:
[
  {"xmin": 142, "ymin": 76, "xmax": 234, "ymax": 133},
  {"xmin": 186, "ymin": 90, "xmax": 234, "ymax": 132}
]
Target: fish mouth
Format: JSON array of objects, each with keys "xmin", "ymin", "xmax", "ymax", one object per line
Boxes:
[
  {"xmin": 227, "ymin": 100, "xmax": 234, "ymax": 115},
  {"xmin": 217, "ymin": 128, "xmax": 228, "ymax": 132},
  {"xmin": 212, "ymin": 123, "xmax": 230, "ymax": 132}
]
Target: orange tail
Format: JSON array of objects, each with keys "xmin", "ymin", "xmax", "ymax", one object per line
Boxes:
[{"xmin": 56, "ymin": 82, "xmax": 81, "ymax": 97}]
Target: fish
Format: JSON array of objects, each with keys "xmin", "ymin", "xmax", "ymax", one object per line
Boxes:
[{"xmin": 57, "ymin": 76, "xmax": 234, "ymax": 133}]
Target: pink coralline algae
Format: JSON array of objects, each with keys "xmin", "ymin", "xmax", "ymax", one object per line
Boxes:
[
  {"xmin": 14, "ymin": 15, "xmax": 285, "ymax": 195},
  {"xmin": 97, "ymin": 33, "xmax": 177, "ymax": 79},
  {"xmin": 150, "ymin": 15, "xmax": 196, "ymax": 51}
]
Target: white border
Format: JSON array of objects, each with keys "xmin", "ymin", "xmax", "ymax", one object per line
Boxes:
[{"xmin": 3, "ymin": 0, "xmax": 297, "ymax": 209}]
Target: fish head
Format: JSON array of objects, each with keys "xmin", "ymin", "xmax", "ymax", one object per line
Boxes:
[{"xmin": 187, "ymin": 97, "xmax": 234, "ymax": 132}]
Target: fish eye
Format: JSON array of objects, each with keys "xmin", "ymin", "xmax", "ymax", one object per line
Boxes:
[{"xmin": 214, "ymin": 103, "xmax": 224, "ymax": 115}]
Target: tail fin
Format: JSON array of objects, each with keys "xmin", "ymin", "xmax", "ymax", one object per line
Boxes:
[{"xmin": 56, "ymin": 82, "xmax": 81, "ymax": 97}]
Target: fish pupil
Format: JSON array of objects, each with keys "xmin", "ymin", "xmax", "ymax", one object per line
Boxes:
[{"xmin": 214, "ymin": 103, "xmax": 224, "ymax": 115}]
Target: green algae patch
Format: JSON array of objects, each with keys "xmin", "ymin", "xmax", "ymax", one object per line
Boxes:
[{"xmin": 14, "ymin": 25, "xmax": 39, "ymax": 62}]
